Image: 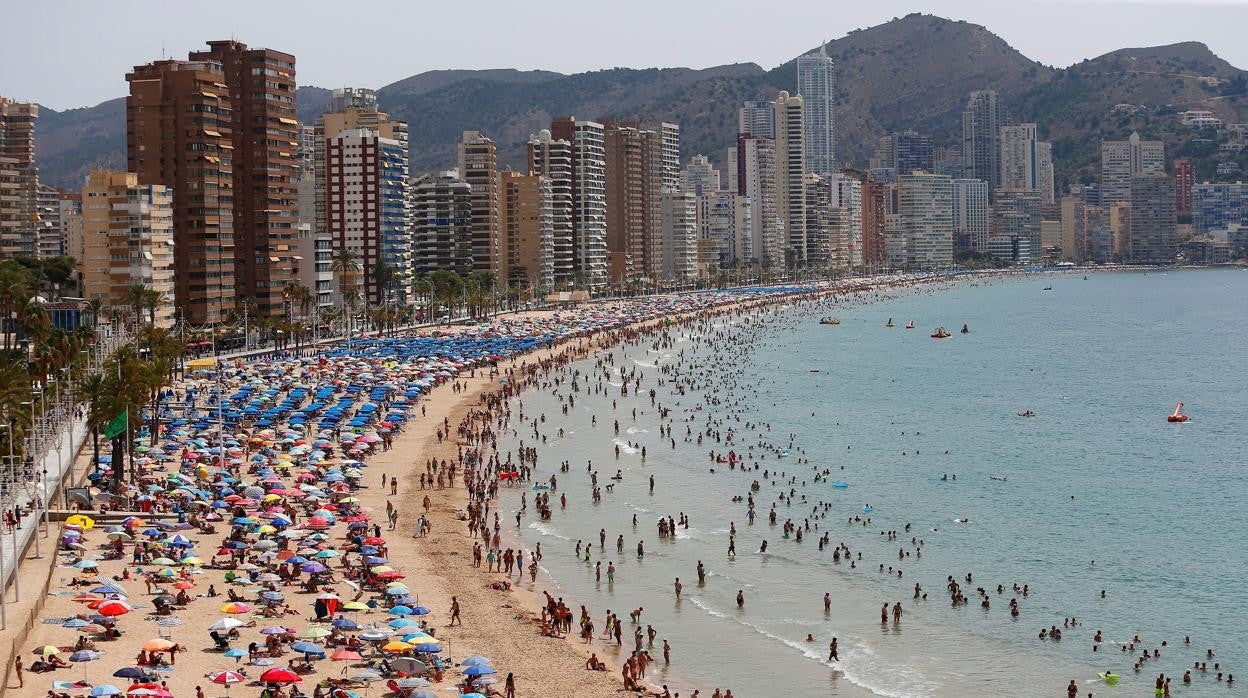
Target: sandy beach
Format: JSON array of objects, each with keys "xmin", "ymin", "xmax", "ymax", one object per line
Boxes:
[{"xmin": 0, "ymin": 284, "xmax": 860, "ymax": 698}]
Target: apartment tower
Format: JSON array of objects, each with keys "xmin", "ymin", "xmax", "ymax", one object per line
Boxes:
[
  {"xmin": 527, "ymin": 129, "xmax": 575, "ymax": 288},
  {"xmin": 551, "ymin": 117, "xmax": 608, "ymax": 288},
  {"xmin": 458, "ymin": 131, "xmax": 501, "ymax": 282},
  {"xmin": 0, "ymin": 98, "xmax": 40, "ymax": 259},
  {"xmin": 796, "ymin": 45, "xmax": 836, "ymax": 177}
]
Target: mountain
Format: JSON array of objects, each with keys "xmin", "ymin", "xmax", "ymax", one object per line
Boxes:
[{"xmin": 32, "ymin": 13, "xmax": 1248, "ymax": 193}]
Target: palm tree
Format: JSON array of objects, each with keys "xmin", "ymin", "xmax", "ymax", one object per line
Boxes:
[
  {"xmin": 412, "ymin": 274, "xmax": 433, "ymax": 324},
  {"xmin": 123, "ymin": 284, "xmax": 148, "ymax": 325},
  {"xmin": 76, "ymin": 372, "xmax": 111, "ymax": 468}
]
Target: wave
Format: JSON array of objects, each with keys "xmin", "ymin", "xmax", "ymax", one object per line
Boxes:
[
  {"xmin": 612, "ymin": 438, "xmax": 638, "ymax": 454},
  {"xmin": 625, "ymin": 427, "xmax": 650, "ymax": 435},
  {"xmin": 682, "ymin": 596, "xmax": 931, "ymax": 698},
  {"xmin": 623, "ymin": 502, "xmax": 652, "ymax": 514},
  {"xmin": 632, "ymin": 360, "xmax": 656, "ymax": 368},
  {"xmin": 527, "ymin": 521, "xmax": 572, "ymax": 542}
]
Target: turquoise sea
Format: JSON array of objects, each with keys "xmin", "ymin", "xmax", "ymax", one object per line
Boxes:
[{"xmin": 498, "ymin": 268, "xmax": 1248, "ymax": 697}]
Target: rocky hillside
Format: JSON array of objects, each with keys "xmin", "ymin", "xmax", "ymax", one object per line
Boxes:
[{"xmin": 32, "ymin": 13, "xmax": 1248, "ymax": 193}]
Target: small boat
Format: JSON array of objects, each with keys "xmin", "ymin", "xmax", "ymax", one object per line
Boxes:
[
  {"xmin": 885, "ymin": 318, "xmax": 895, "ymax": 328},
  {"xmin": 1017, "ymin": 410, "xmax": 1036, "ymax": 417},
  {"xmin": 1098, "ymin": 672, "xmax": 1120, "ymax": 686},
  {"xmin": 862, "ymin": 505, "xmax": 873, "ymax": 514},
  {"xmin": 960, "ymin": 324, "xmax": 969, "ymax": 334},
  {"xmin": 990, "ymin": 475, "xmax": 1007, "ymax": 481},
  {"xmin": 819, "ymin": 317, "xmax": 840, "ymax": 325},
  {"xmin": 931, "ymin": 328, "xmax": 952, "ymax": 339},
  {"xmin": 904, "ymin": 321, "xmax": 915, "ymax": 329},
  {"xmin": 830, "ymin": 481, "xmax": 849, "ymax": 488},
  {"xmin": 777, "ymin": 448, "xmax": 790, "ymax": 458},
  {"xmin": 1167, "ymin": 402, "xmax": 1190, "ymax": 423},
  {"xmin": 1042, "ymin": 286, "xmax": 1053, "ymax": 291}
]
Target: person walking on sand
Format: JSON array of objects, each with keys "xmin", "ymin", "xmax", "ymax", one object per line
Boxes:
[
  {"xmin": 504, "ymin": 672, "xmax": 515, "ymax": 698},
  {"xmin": 14, "ymin": 655, "xmax": 22, "ymax": 688},
  {"xmin": 449, "ymin": 597, "xmax": 462, "ymax": 626}
]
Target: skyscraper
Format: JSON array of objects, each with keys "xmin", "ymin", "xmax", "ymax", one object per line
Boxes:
[
  {"xmin": 830, "ymin": 173, "xmax": 862, "ymax": 269},
  {"xmin": 527, "ymin": 130, "xmax": 575, "ymax": 288},
  {"xmin": 551, "ymin": 117, "xmax": 608, "ymax": 288},
  {"xmin": 1037, "ymin": 141, "xmax": 1055, "ymax": 205},
  {"xmin": 796, "ymin": 45, "xmax": 836, "ymax": 177},
  {"xmin": 952, "ymin": 179, "xmax": 989, "ymax": 252},
  {"xmin": 1100, "ymin": 131, "xmax": 1165, "ymax": 205},
  {"xmin": 603, "ymin": 120, "xmax": 645, "ymax": 283},
  {"xmin": 859, "ymin": 180, "xmax": 887, "ymax": 268},
  {"xmin": 661, "ymin": 191, "xmax": 697, "ymax": 280},
  {"xmin": 999, "ymin": 124, "xmax": 1039, "ymax": 192},
  {"xmin": 0, "ymin": 98, "xmax": 40, "ymax": 259},
  {"xmin": 458, "ymin": 131, "xmax": 501, "ymax": 281},
  {"xmin": 127, "ymin": 56, "xmax": 236, "ymax": 324},
  {"xmin": 991, "ymin": 189, "xmax": 1043, "ymax": 263},
  {"xmin": 697, "ymin": 190, "xmax": 751, "ymax": 270},
  {"xmin": 681, "ymin": 155, "xmax": 720, "ymax": 196},
  {"xmin": 962, "ymin": 90, "xmax": 1008, "ymax": 194},
  {"xmin": 189, "ymin": 40, "xmax": 299, "ymax": 318},
  {"xmin": 773, "ymin": 92, "xmax": 807, "ymax": 268},
  {"xmin": 1060, "ymin": 196, "xmax": 1087, "ymax": 262},
  {"xmin": 898, "ymin": 173, "xmax": 953, "ymax": 268}
]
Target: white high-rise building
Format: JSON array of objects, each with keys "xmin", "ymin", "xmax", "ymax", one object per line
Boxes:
[
  {"xmin": 797, "ymin": 45, "xmax": 836, "ymax": 177},
  {"xmin": 698, "ymin": 190, "xmax": 752, "ymax": 269},
  {"xmin": 552, "ymin": 117, "xmax": 608, "ymax": 289},
  {"xmin": 774, "ymin": 91, "xmax": 807, "ymax": 268},
  {"xmin": 898, "ymin": 173, "xmax": 954, "ymax": 268},
  {"xmin": 830, "ymin": 173, "xmax": 862, "ymax": 268},
  {"xmin": 962, "ymin": 90, "xmax": 1008, "ymax": 194},
  {"xmin": 527, "ymin": 129, "xmax": 575, "ymax": 288},
  {"xmin": 681, "ymin": 155, "xmax": 720, "ymax": 196},
  {"xmin": 735, "ymin": 135, "xmax": 782, "ymax": 269},
  {"xmin": 952, "ymin": 179, "xmax": 990, "ymax": 252},
  {"xmin": 661, "ymin": 191, "xmax": 698, "ymax": 280},
  {"xmin": 999, "ymin": 123, "xmax": 1039, "ymax": 192},
  {"xmin": 1037, "ymin": 141, "xmax": 1055, "ymax": 205},
  {"xmin": 1101, "ymin": 131, "xmax": 1165, "ymax": 205},
  {"xmin": 644, "ymin": 121, "xmax": 681, "ymax": 192},
  {"xmin": 738, "ymin": 100, "xmax": 775, "ymax": 139}
]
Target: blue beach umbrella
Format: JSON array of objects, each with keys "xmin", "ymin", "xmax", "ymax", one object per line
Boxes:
[
  {"xmin": 462, "ymin": 665, "xmax": 495, "ymax": 676},
  {"xmin": 291, "ymin": 641, "xmax": 325, "ymax": 655},
  {"xmin": 460, "ymin": 656, "xmax": 492, "ymax": 667},
  {"xmin": 90, "ymin": 685, "xmax": 121, "ymax": 696}
]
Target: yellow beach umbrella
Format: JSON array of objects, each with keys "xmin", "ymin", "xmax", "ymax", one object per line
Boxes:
[
  {"xmin": 382, "ymin": 640, "xmax": 412, "ymax": 652},
  {"xmin": 65, "ymin": 514, "xmax": 95, "ymax": 530}
]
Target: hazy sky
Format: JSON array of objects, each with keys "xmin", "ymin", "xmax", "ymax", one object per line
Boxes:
[{"xmin": 6, "ymin": 0, "xmax": 1248, "ymax": 111}]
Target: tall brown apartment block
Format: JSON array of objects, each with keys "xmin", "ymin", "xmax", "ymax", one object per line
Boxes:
[
  {"xmin": 190, "ymin": 41, "xmax": 299, "ymax": 318},
  {"xmin": 458, "ymin": 131, "xmax": 500, "ymax": 282},
  {"xmin": 127, "ymin": 58, "xmax": 235, "ymax": 324},
  {"xmin": 603, "ymin": 121, "xmax": 644, "ymax": 283},
  {"xmin": 0, "ymin": 98, "xmax": 39, "ymax": 259},
  {"xmin": 500, "ymin": 170, "xmax": 554, "ymax": 291},
  {"xmin": 860, "ymin": 180, "xmax": 887, "ymax": 268}
]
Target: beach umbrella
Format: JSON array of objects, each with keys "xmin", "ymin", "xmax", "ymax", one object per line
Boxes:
[
  {"xmin": 462, "ymin": 665, "xmax": 495, "ymax": 677},
  {"xmin": 97, "ymin": 601, "xmax": 132, "ymax": 617},
  {"xmin": 300, "ymin": 562, "xmax": 328, "ymax": 574},
  {"xmin": 414, "ymin": 643, "xmax": 442, "ymax": 653},
  {"xmin": 462, "ymin": 693, "xmax": 486, "ymax": 698},
  {"xmin": 298, "ymin": 627, "xmax": 331, "ymax": 639},
  {"xmin": 209, "ymin": 671, "xmax": 246, "ymax": 686},
  {"xmin": 330, "ymin": 649, "xmax": 363, "ymax": 661},
  {"xmin": 290, "ymin": 641, "xmax": 324, "ymax": 655},
  {"xmin": 209, "ymin": 618, "xmax": 244, "ymax": 631},
  {"xmin": 33, "ymin": 645, "xmax": 62, "ymax": 656},
  {"xmin": 219, "ymin": 602, "xmax": 250, "ymax": 614},
  {"xmin": 69, "ymin": 650, "xmax": 100, "ymax": 680},
  {"xmin": 395, "ymin": 677, "xmax": 430, "ymax": 688},
  {"xmin": 112, "ymin": 668, "xmax": 146, "ymax": 679},
  {"xmin": 224, "ymin": 649, "xmax": 247, "ymax": 661},
  {"xmin": 349, "ymin": 670, "xmax": 382, "ymax": 682},
  {"xmin": 258, "ymin": 668, "xmax": 301, "ymax": 684},
  {"xmin": 62, "ymin": 619, "xmax": 89, "ymax": 629},
  {"xmin": 460, "ymin": 656, "xmax": 493, "ymax": 667},
  {"xmin": 73, "ymin": 560, "xmax": 100, "ymax": 570},
  {"xmin": 142, "ymin": 639, "xmax": 175, "ymax": 652},
  {"xmin": 330, "ymin": 618, "xmax": 358, "ymax": 630},
  {"xmin": 66, "ymin": 514, "xmax": 96, "ymax": 530},
  {"xmin": 90, "ymin": 685, "xmax": 122, "ymax": 696},
  {"xmin": 381, "ymin": 640, "xmax": 412, "ymax": 652},
  {"xmin": 388, "ymin": 658, "xmax": 428, "ymax": 675},
  {"xmin": 259, "ymin": 626, "xmax": 290, "ymax": 635}
]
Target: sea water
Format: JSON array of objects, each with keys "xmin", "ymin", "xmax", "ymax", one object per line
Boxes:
[{"xmin": 498, "ymin": 269, "xmax": 1248, "ymax": 697}]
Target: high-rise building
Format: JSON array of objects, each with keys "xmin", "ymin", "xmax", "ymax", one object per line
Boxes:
[
  {"xmin": 551, "ymin": 117, "xmax": 608, "ymax": 288},
  {"xmin": 499, "ymin": 171, "xmax": 554, "ymax": 291},
  {"xmin": 527, "ymin": 130, "xmax": 575, "ymax": 288},
  {"xmin": 773, "ymin": 92, "xmax": 807, "ymax": 268},
  {"xmin": 876, "ymin": 131, "xmax": 934, "ymax": 174},
  {"xmin": 0, "ymin": 98, "xmax": 40, "ymax": 259},
  {"xmin": 603, "ymin": 121, "xmax": 645, "ymax": 283},
  {"xmin": 1192, "ymin": 182, "xmax": 1248, "ymax": 235},
  {"xmin": 295, "ymin": 121, "xmax": 332, "ymax": 310},
  {"xmin": 735, "ymin": 134, "xmax": 781, "ymax": 269},
  {"xmin": 325, "ymin": 128, "xmax": 411, "ymax": 304},
  {"xmin": 804, "ymin": 174, "xmax": 833, "ymax": 269},
  {"xmin": 829, "ymin": 173, "xmax": 862, "ymax": 269},
  {"xmin": 898, "ymin": 173, "xmax": 953, "ymax": 268},
  {"xmin": 643, "ymin": 121, "xmax": 681, "ymax": 192},
  {"xmin": 1109, "ymin": 202, "xmax": 1132, "ymax": 259},
  {"xmin": 999, "ymin": 124, "xmax": 1039, "ymax": 192},
  {"xmin": 796, "ymin": 45, "xmax": 836, "ymax": 177},
  {"xmin": 189, "ymin": 40, "xmax": 299, "ymax": 318},
  {"xmin": 35, "ymin": 185, "xmax": 65, "ymax": 259},
  {"xmin": 883, "ymin": 212, "xmax": 906, "ymax": 267},
  {"xmin": 1037, "ymin": 141, "xmax": 1055, "ymax": 205},
  {"xmin": 458, "ymin": 131, "xmax": 501, "ymax": 282},
  {"xmin": 697, "ymin": 190, "xmax": 751, "ymax": 270},
  {"xmin": 661, "ymin": 191, "xmax": 697, "ymax": 280},
  {"xmin": 1060, "ymin": 196, "xmax": 1087, "ymax": 262},
  {"xmin": 962, "ymin": 90, "xmax": 1008, "ymax": 194},
  {"xmin": 681, "ymin": 155, "xmax": 720, "ymax": 196},
  {"xmin": 860, "ymin": 180, "xmax": 887, "ymax": 268},
  {"xmin": 1100, "ymin": 131, "xmax": 1165, "ymax": 205},
  {"xmin": 313, "ymin": 87, "xmax": 409, "ymax": 297},
  {"xmin": 1173, "ymin": 158, "xmax": 1194, "ymax": 212},
  {"xmin": 411, "ymin": 172, "xmax": 472, "ymax": 276},
  {"xmin": 952, "ymin": 179, "xmax": 989, "ymax": 252},
  {"xmin": 738, "ymin": 100, "xmax": 774, "ymax": 139},
  {"xmin": 1084, "ymin": 205, "xmax": 1114, "ymax": 263},
  {"xmin": 1128, "ymin": 173, "xmax": 1177, "ymax": 263},
  {"xmin": 127, "ymin": 57, "xmax": 235, "ymax": 324},
  {"xmin": 80, "ymin": 171, "xmax": 176, "ymax": 327},
  {"xmin": 992, "ymin": 189, "xmax": 1043, "ymax": 262}
]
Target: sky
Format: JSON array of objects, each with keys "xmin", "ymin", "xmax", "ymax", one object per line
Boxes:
[{"xmin": 6, "ymin": 0, "xmax": 1248, "ymax": 111}]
